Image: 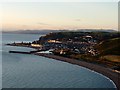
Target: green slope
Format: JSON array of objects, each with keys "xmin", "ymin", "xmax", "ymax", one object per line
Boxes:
[{"xmin": 96, "ymin": 38, "xmax": 120, "ymax": 56}]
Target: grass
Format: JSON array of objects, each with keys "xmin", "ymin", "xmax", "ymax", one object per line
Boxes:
[
  {"xmin": 95, "ymin": 38, "xmax": 120, "ymax": 56},
  {"xmin": 100, "ymin": 55, "xmax": 120, "ymax": 63}
]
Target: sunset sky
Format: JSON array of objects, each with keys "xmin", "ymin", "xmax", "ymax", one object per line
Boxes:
[{"xmin": 1, "ymin": 1, "xmax": 118, "ymax": 31}]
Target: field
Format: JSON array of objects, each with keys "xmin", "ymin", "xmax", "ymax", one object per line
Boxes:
[{"xmin": 100, "ymin": 55, "xmax": 120, "ymax": 63}]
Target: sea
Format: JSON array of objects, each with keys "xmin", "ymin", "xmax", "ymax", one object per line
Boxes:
[{"xmin": 1, "ymin": 33, "xmax": 116, "ymax": 88}]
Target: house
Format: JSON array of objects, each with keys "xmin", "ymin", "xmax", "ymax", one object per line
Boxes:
[
  {"xmin": 48, "ymin": 40, "xmax": 62, "ymax": 43},
  {"xmin": 31, "ymin": 44, "xmax": 42, "ymax": 48}
]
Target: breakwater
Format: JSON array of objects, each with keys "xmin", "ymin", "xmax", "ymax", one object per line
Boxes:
[{"xmin": 9, "ymin": 50, "xmax": 39, "ymax": 54}]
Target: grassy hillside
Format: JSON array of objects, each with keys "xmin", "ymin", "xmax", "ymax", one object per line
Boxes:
[
  {"xmin": 96, "ymin": 38, "xmax": 120, "ymax": 56},
  {"xmin": 94, "ymin": 38, "xmax": 120, "ymax": 68},
  {"xmin": 37, "ymin": 31, "xmax": 119, "ymax": 44}
]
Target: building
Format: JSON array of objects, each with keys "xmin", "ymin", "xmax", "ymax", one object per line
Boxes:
[{"xmin": 31, "ymin": 44, "xmax": 42, "ymax": 48}]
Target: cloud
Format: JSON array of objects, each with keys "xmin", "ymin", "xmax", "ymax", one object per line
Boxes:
[
  {"xmin": 37, "ymin": 22, "xmax": 50, "ymax": 25},
  {"xmin": 22, "ymin": 25, "xmax": 28, "ymax": 27},
  {"xmin": 74, "ymin": 19, "xmax": 81, "ymax": 21}
]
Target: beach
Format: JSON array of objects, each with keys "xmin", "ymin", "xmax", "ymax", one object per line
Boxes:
[{"xmin": 35, "ymin": 53, "xmax": 120, "ymax": 90}]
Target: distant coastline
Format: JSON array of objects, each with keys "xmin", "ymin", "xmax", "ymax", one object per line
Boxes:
[{"xmin": 2, "ymin": 29, "xmax": 117, "ymax": 34}]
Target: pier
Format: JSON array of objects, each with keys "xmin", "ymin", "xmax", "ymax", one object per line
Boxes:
[
  {"xmin": 9, "ymin": 51, "xmax": 31, "ymax": 54},
  {"xmin": 9, "ymin": 50, "xmax": 40, "ymax": 54}
]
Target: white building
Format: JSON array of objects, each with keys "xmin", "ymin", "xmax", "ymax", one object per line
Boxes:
[{"xmin": 31, "ymin": 44, "xmax": 42, "ymax": 48}]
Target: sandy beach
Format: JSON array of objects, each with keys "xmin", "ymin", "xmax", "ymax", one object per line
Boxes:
[{"xmin": 35, "ymin": 53, "xmax": 120, "ymax": 90}]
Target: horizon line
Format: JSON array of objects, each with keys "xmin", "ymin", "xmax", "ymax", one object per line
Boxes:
[{"xmin": 2, "ymin": 28, "xmax": 118, "ymax": 31}]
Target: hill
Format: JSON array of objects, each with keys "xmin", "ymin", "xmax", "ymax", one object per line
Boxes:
[
  {"xmin": 96, "ymin": 38, "xmax": 120, "ymax": 56},
  {"xmin": 95, "ymin": 38, "xmax": 120, "ymax": 69},
  {"xmin": 38, "ymin": 31, "xmax": 119, "ymax": 44}
]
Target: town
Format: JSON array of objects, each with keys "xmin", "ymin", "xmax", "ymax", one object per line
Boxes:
[{"xmin": 7, "ymin": 31, "xmax": 120, "ymax": 71}]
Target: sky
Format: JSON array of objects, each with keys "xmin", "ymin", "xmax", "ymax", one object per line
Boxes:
[{"xmin": 1, "ymin": 1, "xmax": 118, "ymax": 31}]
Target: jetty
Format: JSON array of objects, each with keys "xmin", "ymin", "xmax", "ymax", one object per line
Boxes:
[
  {"xmin": 9, "ymin": 50, "xmax": 39, "ymax": 54},
  {"xmin": 9, "ymin": 51, "xmax": 31, "ymax": 54}
]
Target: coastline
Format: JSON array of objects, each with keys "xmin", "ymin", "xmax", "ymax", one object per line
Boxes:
[
  {"xmin": 6, "ymin": 44, "xmax": 120, "ymax": 89},
  {"xmin": 35, "ymin": 53, "xmax": 120, "ymax": 90}
]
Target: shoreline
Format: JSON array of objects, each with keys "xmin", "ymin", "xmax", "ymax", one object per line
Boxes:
[
  {"xmin": 7, "ymin": 44, "xmax": 120, "ymax": 89},
  {"xmin": 35, "ymin": 53, "xmax": 120, "ymax": 90}
]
